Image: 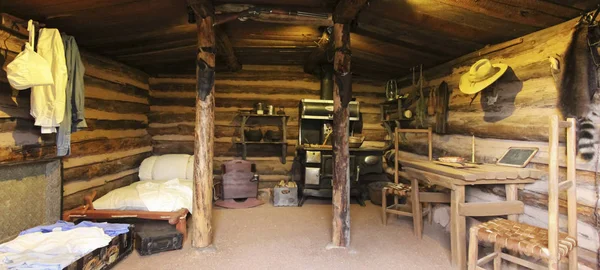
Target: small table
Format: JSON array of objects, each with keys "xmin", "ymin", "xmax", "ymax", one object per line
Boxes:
[{"xmin": 398, "ymin": 159, "xmax": 543, "ymax": 270}]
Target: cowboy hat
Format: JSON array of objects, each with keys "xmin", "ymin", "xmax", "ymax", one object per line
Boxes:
[{"xmin": 459, "ymin": 59, "xmax": 508, "ymax": 94}]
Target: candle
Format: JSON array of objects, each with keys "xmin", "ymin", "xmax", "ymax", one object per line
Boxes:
[{"xmin": 471, "ymin": 135, "xmax": 475, "ymax": 163}]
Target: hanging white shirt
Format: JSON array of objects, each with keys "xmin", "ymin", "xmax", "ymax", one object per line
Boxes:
[{"xmin": 31, "ymin": 28, "xmax": 67, "ymax": 134}]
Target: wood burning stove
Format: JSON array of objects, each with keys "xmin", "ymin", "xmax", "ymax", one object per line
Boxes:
[{"xmin": 296, "ymin": 99, "xmax": 384, "ymax": 206}]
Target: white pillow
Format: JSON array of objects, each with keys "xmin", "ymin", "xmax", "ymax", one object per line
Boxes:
[
  {"xmin": 138, "ymin": 156, "xmax": 157, "ymax": 181},
  {"xmin": 186, "ymin": 156, "xmax": 194, "ymax": 180},
  {"xmin": 152, "ymin": 154, "xmax": 191, "ymax": 180}
]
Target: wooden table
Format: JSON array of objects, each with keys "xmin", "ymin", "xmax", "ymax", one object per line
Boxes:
[{"xmin": 398, "ymin": 159, "xmax": 543, "ymax": 270}]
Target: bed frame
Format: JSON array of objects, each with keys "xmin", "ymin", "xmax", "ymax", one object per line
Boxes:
[{"xmin": 62, "ymin": 191, "xmax": 189, "ymax": 239}]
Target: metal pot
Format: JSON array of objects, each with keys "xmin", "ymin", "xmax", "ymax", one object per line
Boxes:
[
  {"xmin": 264, "ymin": 130, "xmax": 283, "ymax": 142},
  {"xmin": 244, "ymin": 128, "xmax": 263, "ymax": 142}
]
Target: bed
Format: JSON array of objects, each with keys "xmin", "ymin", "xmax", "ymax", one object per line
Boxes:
[{"xmin": 62, "ymin": 154, "xmax": 195, "ymax": 239}]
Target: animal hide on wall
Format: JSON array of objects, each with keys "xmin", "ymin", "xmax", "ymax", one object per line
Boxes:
[{"xmin": 556, "ymin": 21, "xmax": 600, "ymax": 119}]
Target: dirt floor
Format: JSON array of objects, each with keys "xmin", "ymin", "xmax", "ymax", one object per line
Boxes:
[{"xmin": 115, "ymin": 201, "xmax": 453, "ymax": 270}]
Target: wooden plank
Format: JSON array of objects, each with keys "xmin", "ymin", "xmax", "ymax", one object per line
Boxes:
[
  {"xmin": 565, "ymin": 117, "xmax": 578, "ymax": 269},
  {"xmin": 505, "ymin": 184, "xmax": 519, "ymax": 221},
  {"xmin": 401, "ymin": 159, "xmax": 478, "ymax": 181},
  {"xmin": 419, "ymin": 192, "xmax": 451, "ymax": 203},
  {"xmin": 458, "ymin": 201, "xmax": 524, "ymax": 217},
  {"xmin": 548, "ymin": 115, "xmax": 560, "ymax": 269}
]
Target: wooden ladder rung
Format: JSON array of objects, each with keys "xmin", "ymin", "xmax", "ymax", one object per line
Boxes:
[
  {"xmin": 476, "ymin": 251, "xmax": 499, "ymax": 265},
  {"xmin": 558, "ymin": 121, "xmax": 573, "ymax": 128},
  {"xmin": 558, "ymin": 180, "xmax": 573, "ymax": 191}
]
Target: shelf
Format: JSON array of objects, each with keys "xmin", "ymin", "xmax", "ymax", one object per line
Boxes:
[
  {"xmin": 381, "ymin": 98, "xmax": 407, "ymax": 105},
  {"xmin": 239, "ymin": 114, "xmax": 289, "ymax": 118},
  {"xmin": 383, "ymin": 119, "xmax": 413, "ymax": 122},
  {"xmin": 235, "ymin": 141, "xmax": 287, "ymax": 144}
]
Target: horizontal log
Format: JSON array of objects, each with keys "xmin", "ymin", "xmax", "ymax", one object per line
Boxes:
[
  {"xmin": 85, "ymin": 119, "xmax": 148, "ymax": 130},
  {"xmin": 86, "ymin": 109, "xmax": 148, "ymax": 122},
  {"xmin": 70, "ymin": 135, "xmax": 152, "ymax": 158},
  {"xmin": 398, "ymin": 133, "xmax": 600, "ymax": 173},
  {"xmin": 71, "ymin": 129, "xmax": 148, "ymax": 143},
  {"xmin": 62, "ymin": 173, "xmax": 138, "ymax": 210},
  {"xmin": 86, "ymin": 97, "xmax": 149, "ymax": 115},
  {"xmin": 470, "ymin": 181, "xmax": 598, "ymax": 227},
  {"xmin": 153, "ymin": 140, "xmax": 296, "ymax": 158},
  {"xmin": 81, "ymin": 51, "xmax": 149, "ymax": 91},
  {"xmin": 0, "ymin": 144, "xmax": 57, "ymax": 165},
  {"xmin": 85, "ymin": 76, "xmax": 149, "ymax": 104},
  {"xmin": 64, "ymin": 168, "xmax": 139, "ymax": 196},
  {"xmin": 63, "ymin": 152, "xmax": 150, "ymax": 183},
  {"xmin": 63, "ymin": 146, "xmax": 153, "ymax": 169}
]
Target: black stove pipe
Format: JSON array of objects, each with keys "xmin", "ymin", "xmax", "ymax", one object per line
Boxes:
[{"xmin": 320, "ymin": 64, "xmax": 334, "ymax": 100}]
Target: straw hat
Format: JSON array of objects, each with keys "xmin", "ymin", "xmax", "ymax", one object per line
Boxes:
[{"xmin": 459, "ymin": 59, "xmax": 508, "ymax": 94}]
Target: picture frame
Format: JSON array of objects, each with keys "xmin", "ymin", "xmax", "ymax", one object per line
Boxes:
[{"xmin": 496, "ymin": 147, "xmax": 539, "ymax": 168}]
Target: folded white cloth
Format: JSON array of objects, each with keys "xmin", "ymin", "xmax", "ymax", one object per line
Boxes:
[
  {"xmin": 0, "ymin": 227, "xmax": 112, "ymax": 269},
  {"xmin": 136, "ymin": 178, "xmax": 193, "ymax": 213}
]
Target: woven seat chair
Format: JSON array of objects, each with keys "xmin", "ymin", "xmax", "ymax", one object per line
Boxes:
[
  {"xmin": 468, "ymin": 116, "xmax": 578, "ymax": 270},
  {"xmin": 382, "ymin": 127, "xmax": 450, "ymax": 238}
]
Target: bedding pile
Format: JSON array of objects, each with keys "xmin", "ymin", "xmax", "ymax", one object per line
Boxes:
[
  {"xmin": 92, "ymin": 154, "xmax": 196, "ymax": 213},
  {"xmin": 0, "ymin": 221, "xmax": 129, "ymax": 269}
]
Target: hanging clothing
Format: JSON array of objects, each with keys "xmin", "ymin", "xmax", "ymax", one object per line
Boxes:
[
  {"xmin": 57, "ymin": 34, "xmax": 86, "ymax": 156},
  {"xmin": 31, "ymin": 28, "xmax": 67, "ymax": 134}
]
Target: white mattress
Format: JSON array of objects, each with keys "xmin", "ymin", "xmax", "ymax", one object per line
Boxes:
[{"xmin": 93, "ymin": 179, "xmax": 194, "ymax": 213}]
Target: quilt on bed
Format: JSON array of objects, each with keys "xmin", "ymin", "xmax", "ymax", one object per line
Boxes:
[{"xmin": 92, "ymin": 179, "xmax": 194, "ymax": 213}]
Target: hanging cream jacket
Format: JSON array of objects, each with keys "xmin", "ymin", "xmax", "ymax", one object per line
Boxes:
[{"xmin": 31, "ymin": 28, "xmax": 67, "ymax": 134}]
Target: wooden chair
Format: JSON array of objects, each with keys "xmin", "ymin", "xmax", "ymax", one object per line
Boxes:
[
  {"xmin": 467, "ymin": 115, "xmax": 578, "ymax": 270},
  {"xmin": 382, "ymin": 127, "xmax": 450, "ymax": 238}
]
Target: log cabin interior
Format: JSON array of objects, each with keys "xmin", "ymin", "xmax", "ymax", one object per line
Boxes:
[{"xmin": 0, "ymin": 0, "xmax": 599, "ymax": 269}]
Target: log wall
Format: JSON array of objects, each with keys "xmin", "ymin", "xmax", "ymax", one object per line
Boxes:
[
  {"xmin": 393, "ymin": 17, "xmax": 599, "ymax": 268},
  {"xmin": 0, "ymin": 28, "xmax": 151, "ymax": 210},
  {"xmin": 148, "ymin": 65, "xmax": 386, "ymax": 188}
]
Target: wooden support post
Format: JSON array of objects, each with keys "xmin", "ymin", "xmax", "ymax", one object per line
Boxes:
[
  {"xmin": 191, "ymin": 14, "xmax": 216, "ymax": 248},
  {"xmin": 331, "ymin": 22, "xmax": 351, "ymax": 248}
]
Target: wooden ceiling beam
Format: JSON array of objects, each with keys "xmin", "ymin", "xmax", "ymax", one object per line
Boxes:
[
  {"xmin": 304, "ymin": 0, "xmax": 367, "ymax": 74},
  {"xmin": 366, "ymin": 0, "xmax": 536, "ymax": 44},
  {"xmin": 250, "ymin": 13, "xmax": 333, "ymax": 26},
  {"xmin": 303, "ymin": 30, "xmax": 331, "ymax": 74},
  {"xmin": 333, "ymin": 0, "xmax": 369, "ymax": 24},
  {"xmin": 215, "ymin": 26, "xmax": 242, "ymax": 72},
  {"xmin": 433, "ymin": 0, "xmax": 578, "ymax": 28},
  {"xmin": 188, "ymin": 0, "xmax": 215, "ymax": 19}
]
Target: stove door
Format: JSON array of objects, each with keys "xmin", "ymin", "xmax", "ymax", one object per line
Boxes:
[{"xmin": 305, "ymin": 167, "xmax": 320, "ymax": 185}]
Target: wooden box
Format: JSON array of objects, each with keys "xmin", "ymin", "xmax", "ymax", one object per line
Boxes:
[{"xmin": 274, "ymin": 187, "xmax": 298, "ymax": 207}]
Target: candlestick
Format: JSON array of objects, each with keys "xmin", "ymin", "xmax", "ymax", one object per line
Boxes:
[{"xmin": 471, "ymin": 135, "xmax": 475, "ymax": 163}]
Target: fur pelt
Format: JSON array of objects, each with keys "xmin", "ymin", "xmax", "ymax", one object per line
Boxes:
[
  {"xmin": 555, "ymin": 20, "xmax": 600, "ymax": 161},
  {"xmin": 556, "ymin": 22, "xmax": 599, "ymax": 119}
]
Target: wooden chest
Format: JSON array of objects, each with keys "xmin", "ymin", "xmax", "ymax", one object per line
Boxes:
[{"xmin": 134, "ymin": 221, "xmax": 183, "ymax": 256}]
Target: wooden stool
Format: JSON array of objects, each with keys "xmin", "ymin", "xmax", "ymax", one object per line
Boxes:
[
  {"xmin": 383, "ymin": 127, "xmax": 450, "ymax": 238},
  {"xmin": 467, "ymin": 116, "xmax": 578, "ymax": 270}
]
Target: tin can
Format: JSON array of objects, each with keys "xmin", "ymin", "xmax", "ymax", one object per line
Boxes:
[{"xmin": 267, "ymin": 105, "xmax": 274, "ymax": 115}]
